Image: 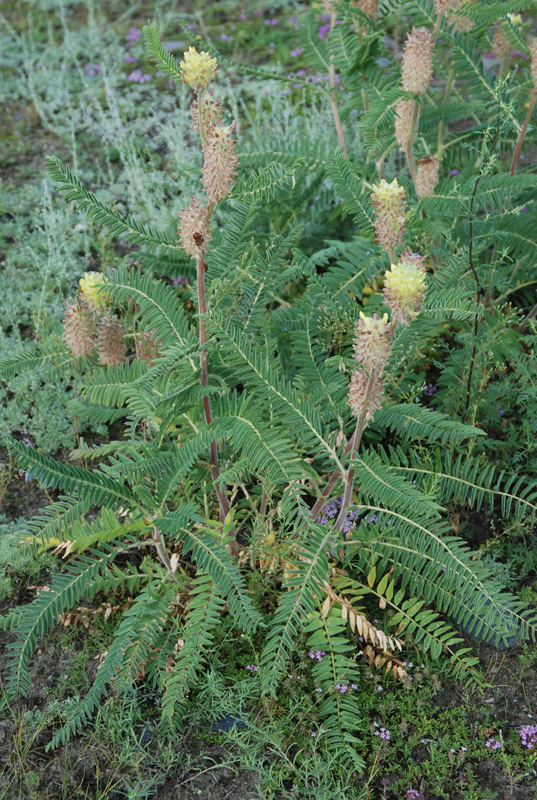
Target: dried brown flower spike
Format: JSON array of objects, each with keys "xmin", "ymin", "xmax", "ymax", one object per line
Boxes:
[
  {"xmin": 434, "ymin": 0, "xmax": 460, "ymax": 14},
  {"xmin": 371, "ymin": 178, "xmax": 407, "ymax": 253},
  {"xmin": 202, "ymin": 122, "xmax": 238, "ymax": 205},
  {"xmin": 348, "ymin": 368, "xmax": 384, "ymax": 420},
  {"xmin": 493, "ymin": 22, "xmax": 511, "ymax": 62},
  {"xmin": 64, "ymin": 301, "xmax": 94, "ymax": 358},
  {"xmin": 352, "ymin": 0, "xmax": 378, "ymax": 18},
  {"xmin": 401, "ymin": 27, "xmax": 433, "ymax": 95},
  {"xmin": 530, "ymin": 38, "xmax": 537, "ymax": 85},
  {"xmin": 394, "ymin": 98, "xmax": 421, "ymax": 153},
  {"xmin": 97, "ymin": 314, "xmax": 126, "ymax": 366},
  {"xmin": 178, "ymin": 196, "xmax": 212, "ymax": 258},
  {"xmin": 353, "ymin": 312, "xmax": 391, "ymax": 375},
  {"xmin": 416, "ymin": 155, "xmax": 439, "ymax": 199},
  {"xmin": 190, "ymin": 91, "xmax": 224, "ymax": 132},
  {"xmin": 138, "ymin": 330, "xmax": 161, "ymax": 366}
]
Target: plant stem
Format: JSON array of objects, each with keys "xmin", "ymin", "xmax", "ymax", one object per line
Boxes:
[
  {"xmin": 329, "ymin": 11, "xmax": 347, "ymax": 157},
  {"xmin": 438, "ymin": 69, "xmax": 455, "ymax": 156},
  {"xmin": 333, "ymin": 376, "xmax": 375, "ymax": 533},
  {"xmin": 405, "ymin": 99, "xmax": 420, "ymax": 191},
  {"xmin": 196, "ymin": 251, "xmax": 232, "ymax": 527},
  {"xmin": 510, "ymin": 86, "xmax": 537, "ymax": 176},
  {"xmin": 463, "ymin": 110, "xmax": 501, "ymax": 418}
]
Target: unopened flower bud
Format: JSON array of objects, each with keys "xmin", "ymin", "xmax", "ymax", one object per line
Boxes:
[
  {"xmin": 202, "ymin": 121, "xmax": 238, "ymax": 204},
  {"xmin": 348, "ymin": 369, "xmax": 384, "ymax": 420},
  {"xmin": 64, "ymin": 301, "xmax": 94, "ymax": 358},
  {"xmin": 353, "ymin": 312, "xmax": 391, "ymax": 375},
  {"xmin": 97, "ymin": 314, "xmax": 126, "ymax": 366},
  {"xmin": 383, "ymin": 253, "xmax": 427, "ymax": 325},
  {"xmin": 401, "ymin": 27, "xmax": 433, "ymax": 95},
  {"xmin": 371, "ymin": 178, "xmax": 407, "ymax": 252},
  {"xmin": 79, "ymin": 271, "xmax": 108, "ymax": 309},
  {"xmin": 394, "ymin": 98, "xmax": 420, "ymax": 153},
  {"xmin": 178, "ymin": 196, "xmax": 212, "ymax": 258},
  {"xmin": 416, "ymin": 155, "xmax": 439, "ymax": 199},
  {"xmin": 180, "ymin": 47, "xmax": 217, "ymax": 90}
]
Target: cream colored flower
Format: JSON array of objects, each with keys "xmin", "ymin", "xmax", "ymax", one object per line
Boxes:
[
  {"xmin": 79, "ymin": 272, "xmax": 108, "ymax": 309},
  {"xmin": 371, "ymin": 178, "xmax": 407, "ymax": 252},
  {"xmin": 383, "ymin": 253, "xmax": 427, "ymax": 325},
  {"xmin": 180, "ymin": 47, "xmax": 217, "ymax": 90}
]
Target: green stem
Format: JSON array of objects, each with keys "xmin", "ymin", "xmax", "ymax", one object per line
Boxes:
[{"xmin": 329, "ymin": 11, "xmax": 347, "ymax": 157}]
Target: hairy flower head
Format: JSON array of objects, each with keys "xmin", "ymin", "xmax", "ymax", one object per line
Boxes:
[
  {"xmin": 531, "ymin": 39, "xmax": 537, "ymax": 85},
  {"xmin": 352, "ymin": 0, "xmax": 378, "ymax": 17},
  {"xmin": 353, "ymin": 312, "xmax": 391, "ymax": 375},
  {"xmin": 394, "ymin": 98, "xmax": 420, "ymax": 153},
  {"xmin": 401, "ymin": 27, "xmax": 433, "ymax": 95},
  {"xmin": 434, "ymin": 0, "xmax": 460, "ymax": 14},
  {"xmin": 79, "ymin": 272, "xmax": 108, "ymax": 309},
  {"xmin": 202, "ymin": 121, "xmax": 238, "ymax": 204},
  {"xmin": 493, "ymin": 22, "xmax": 511, "ymax": 62},
  {"xmin": 450, "ymin": 0, "xmax": 476, "ymax": 32},
  {"xmin": 191, "ymin": 91, "xmax": 223, "ymax": 132},
  {"xmin": 348, "ymin": 369, "xmax": 384, "ymax": 421},
  {"xmin": 384, "ymin": 253, "xmax": 427, "ymax": 325},
  {"xmin": 180, "ymin": 47, "xmax": 217, "ymax": 90},
  {"xmin": 64, "ymin": 301, "xmax": 94, "ymax": 358},
  {"xmin": 371, "ymin": 178, "xmax": 407, "ymax": 252},
  {"xmin": 416, "ymin": 155, "xmax": 439, "ymax": 199},
  {"xmin": 178, "ymin": 196, "xmax": 212, "ymax": 257},
  {"xmin": 97, "ymin": 314, "xmax": 126, "ymax": 366}
]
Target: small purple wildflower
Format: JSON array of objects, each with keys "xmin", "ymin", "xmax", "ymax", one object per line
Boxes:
[
  {"xmin": 485, "ymin": 737, "xmax": 501, "ymax": 750},
  {"xmin": 124, "ymin": 55, "xmax": 136, "ymax": 63},
  {"xmin": 265, "ymin": 18, "xmax": 279, "ymax": 26},
  {"xmin": 128, "ymin": 69, "xmax": 151, "ymax": 84},
  {"xmin": 422, "ymin": 383, "xmax": 437, "ymax": 397},
  {"xmin": 291, "ymin": 48, "xmax": 304, "ymax": 57},
  {"xmin": 252, "ymin": 10, "xmax": 262, "ymax": 16},
  {"xmin": 406, "ymin": 791, "xmax": 421, "ymax": 800},
  {"xmin": 246, "ymin": 664, "xmax": 259, "ymax": 672},
  {"xmin": 497, "ymin": 406, "xmax": 505, "ymax": 417},
  {"xmin": 84, "ymin": 63, "xmax": 101, "ymax": 76},
  {"xmin": 126, "ymin": 27, "xmax": 140, "ymax": 43},
  {"xmin": 318, "ymin": 23, "xmax": 331, "ymax": 39},
  {"xmin": 520, "ymin": 725, "xmax": 537, "ymax": 749},
  {"xmin": 220, "ymin": 33, "xmax": 234, "ymax": 42},
  {"xmin": 375, "ymin": 727, "xmax": 391, "ymax": 740},
  {"xmin": 450, "ymin": 169, "xmax": 460, "ymax": 177},
  {"xmin": 239, "ymin": 13, "xmax": 247, "ymax": 21},
  {"xmin": 173, "ymin": 275, "xmax": 188, "ymax": 287}
]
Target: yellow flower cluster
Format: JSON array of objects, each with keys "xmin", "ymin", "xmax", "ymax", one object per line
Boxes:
[
  {"xmin": 180, "ymin": 47, "xmax": 217, "ymax": 90},
  {"xmin": 79, "ymin": 272, "xmax": 108, "ymax": 309},
  {"xmin": 383, "ymin": 253, "xmax": 427, "ymax": 325}
]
